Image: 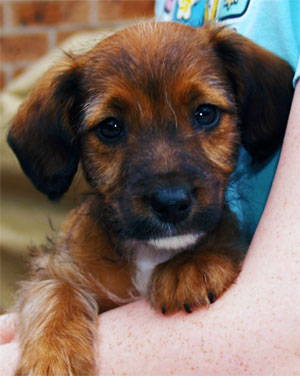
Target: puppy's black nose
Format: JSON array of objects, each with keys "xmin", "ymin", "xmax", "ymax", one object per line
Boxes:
[{"xmin": 150, "ymin": 186, "xmax": 192, "ymax": 224}]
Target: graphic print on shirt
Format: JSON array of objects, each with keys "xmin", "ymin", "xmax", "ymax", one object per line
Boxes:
[
  {"xmin": 218, "ymin": 0, "xmax": 250, "ymax": 20},
  {"xmin": 177, "ymin": 0, "xmax": 199, "ymax": 20},
  {"xmin": 164, "ymin": 0, "xmax": 176, "ymax": 13},
  {"xmin": 174, "ymin": 0, "xmax": 207, "ymax": 26},
  {"xmin": 168, "ymin": 0, "xmax": 251, "ymax": 26}
]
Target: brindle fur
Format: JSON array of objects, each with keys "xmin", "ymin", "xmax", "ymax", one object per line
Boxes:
[{"xmin": 8, "ymin": 22, "xmax": 294, "ymax": 375}]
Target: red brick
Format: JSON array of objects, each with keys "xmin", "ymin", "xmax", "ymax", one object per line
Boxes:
[
  {"xmin": 0, "ymin": 34, "xmax": 48, "ymax": 62},
  {"xmin": 11, "ymin": 1, "xmax": 89, "ymax": 26},
  {"xmin": 0, "ymin": 70, "xmax": 6, "ymax": 91},
  {"xmin": 56, "ymin": 28, "xmax": 93, "ymax": 46},
  {"xmin": 0, "ymin": 4, "xmax": 3, "ymax": 28},
  {"xmin": 12, "ymin": 67, "xmax": 26, "ymax": 78},
  {"xmin": 98, "ymin": 0, "xmax": 154, "ymax": 21},
  {"xmin": 56, "ymin": 30, "xmax": 77, "ymax": 46},
  {"xmin": 60, "ymin": 1, "xmax": 90, "ymax": 24}
]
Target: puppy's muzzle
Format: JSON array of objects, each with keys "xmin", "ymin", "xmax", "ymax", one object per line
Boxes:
[{"xmin": 149, "ymin": 185, "xmax": 193, "ymax": 224}]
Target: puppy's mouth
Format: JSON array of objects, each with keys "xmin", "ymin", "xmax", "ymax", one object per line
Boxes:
[
  {"xmin": 147, "ymin": 232, "xmax": 206, "ymax": 251},
  {"xmin": 115, "ymin": 204, "xmax": 220, "ymax": 246},
  {"xmin": 106, "ymin": 184, "xmax": 223, "ymax": 247}
]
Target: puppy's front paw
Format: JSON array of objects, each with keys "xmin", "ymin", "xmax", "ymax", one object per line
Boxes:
[{"xmin": 149, "ymin": 251, "xmax": 240, "ymax": 314}]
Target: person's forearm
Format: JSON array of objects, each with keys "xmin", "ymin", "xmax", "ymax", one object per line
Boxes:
[{"xmin": 96, "ymin": 83, "xmax": 300, "ymax": 376}]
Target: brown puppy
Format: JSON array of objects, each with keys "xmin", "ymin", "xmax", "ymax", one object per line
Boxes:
[{"xmin": 8, "ymin": 22, "xmax": 294, "ymax": 376}]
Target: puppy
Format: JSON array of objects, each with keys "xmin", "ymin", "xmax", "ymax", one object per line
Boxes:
[{"xmin": 8, "ymin": 22, "xmax": 294, "ymax": 376}]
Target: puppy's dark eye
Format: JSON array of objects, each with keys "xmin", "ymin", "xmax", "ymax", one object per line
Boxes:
[
  {"xmin": 96, "ymin": 118, "xmax": 125, "ymax": 143},
  {"xmin": 193, "ymin": 105, "xmax": 220, "ymax": 130}
]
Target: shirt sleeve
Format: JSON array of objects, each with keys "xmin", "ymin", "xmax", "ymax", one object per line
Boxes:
[{"xmin": 293, "ymin": 57, "xmax": 300, "ymax": 88}]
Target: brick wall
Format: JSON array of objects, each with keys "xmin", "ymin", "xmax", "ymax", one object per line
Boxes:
[{"xmin": 0, "ymin": 0, "xmax": 155, "ymax": 90}]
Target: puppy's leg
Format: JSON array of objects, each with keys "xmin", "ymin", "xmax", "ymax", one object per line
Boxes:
[
  {"xmin": 149, "ymin": 215, "xmax": 243, "ymax": 314},
  {"xmin": 15, "ymin": 279, "xmax": 98, "ymax": 376}
]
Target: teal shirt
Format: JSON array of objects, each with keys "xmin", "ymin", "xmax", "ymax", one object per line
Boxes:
[{"xmin": 156, "ymin": 0, "xmax": 300, "ymax": 239}]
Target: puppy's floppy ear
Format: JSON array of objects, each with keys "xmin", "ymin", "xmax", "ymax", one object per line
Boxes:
[
  {"xmin": 7, "ymin": 56, "xmax": 85, "ymax": 200},
  {"xmin": 209, "ymin": 26, "xmax": 294, "ymax": 161}
]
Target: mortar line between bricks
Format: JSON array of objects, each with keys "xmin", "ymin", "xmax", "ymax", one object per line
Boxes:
[
  {"xmin": 90, "ymin": 0, "xmax": 99, "ymax": 27},
  {"xmin": 0, "ymin": 24, "xmax": 96, "ymax": 36},
  {"xmin": 2, "ymin": 0, "xmax": 12, "ymax": 29},
  {"xmin": 48, "ymin": 27, "xmax": 57, "ymax": 50}
]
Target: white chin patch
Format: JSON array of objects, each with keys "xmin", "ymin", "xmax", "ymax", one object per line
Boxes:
[
  {"xmin": 148, "ymin": 233, "xmax": 203, "ymax": 251},
  {"xmin": 132, "ymin": 233, "xmax": 205, "ymax": 296}
]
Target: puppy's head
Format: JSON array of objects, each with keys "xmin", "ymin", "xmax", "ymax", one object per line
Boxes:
[{"xmin": 8, "ymin": 22, "xmax": 294, "ymax": 249}]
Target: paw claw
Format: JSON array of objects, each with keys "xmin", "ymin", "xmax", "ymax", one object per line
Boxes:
[
  {"xmin": 184, "ymin": 303, "xmax": 192, "ymax": 313},
  {"xmin": 208, "ymin": 292, "xmax": 216, "ymax": 304},
  {"xmin": 150, "ymin": 251, "xmax": 240, "ymax": 314}
]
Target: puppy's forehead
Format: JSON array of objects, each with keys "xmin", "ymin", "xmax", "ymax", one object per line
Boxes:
[
  {"xmin": 80, "ymin": 23, "xmax": 234, "ymax": 128},
  {"xmin": 83, "ymin": 23, "xmax": 222, "ymax": 93}
]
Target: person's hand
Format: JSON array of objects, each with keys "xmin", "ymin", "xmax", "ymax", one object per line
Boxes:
[{"xmin": 0, "ymin": 314, "xmax": 20, "ymax": 376}]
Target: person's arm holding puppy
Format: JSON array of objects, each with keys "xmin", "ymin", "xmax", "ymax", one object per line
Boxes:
[
  {"xmin": 96, "ymin": 79, "xmax": 300, "ymax": 375},
  {"xmin": 92, "ymin": 2, "xmax": 300, "ymax": 371},
  {"xmin": 92, "ymin": 2, "xmax": 300, "ymax": 374}
]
